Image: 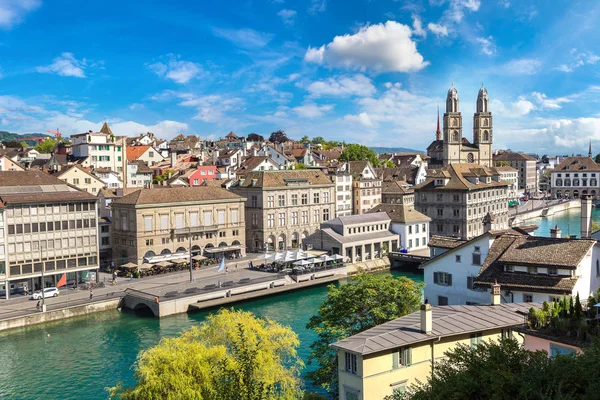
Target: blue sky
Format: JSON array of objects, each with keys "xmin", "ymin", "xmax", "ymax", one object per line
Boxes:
[{"xmin": 0, "ymin": 0, "xmax": 599, "ymax": 154}]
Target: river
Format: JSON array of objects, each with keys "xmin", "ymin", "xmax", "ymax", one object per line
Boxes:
[
  {"xmin": 523, "ymin": 206, "xmax": 600, "ymax": 237},
  {"xmin": 0, "ymin": 271, "xmax": 423, "ymax": 400}
]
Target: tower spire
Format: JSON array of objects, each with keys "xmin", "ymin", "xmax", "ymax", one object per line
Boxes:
[
  {"xmin": 436, "ymin": 105, "xmax": 441, "ymax": 141},
  {"xmin": 589, "ymin": 139, "xmax": 593, "ymax": 158}
]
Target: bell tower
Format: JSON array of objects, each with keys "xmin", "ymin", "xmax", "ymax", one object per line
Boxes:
[
  {"xmin": 443, "ymin": 84, "xmax": 462, "ymax": 166},
  {"xmin": 473, "ymin": 84, "xmax": 493, "ymax": 166}
]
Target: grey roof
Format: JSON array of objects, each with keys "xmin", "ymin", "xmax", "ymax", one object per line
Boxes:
[
  {"xmin": 314, "ymin": 227, "xmax": 398, "ymax": 245},
  {"xmin": 332, "ymin": 303, "xmax": 539, "ymax": 355},
  {"xmin": 333, "ymin": 212, "xmax": 391, "ymax": 226}
]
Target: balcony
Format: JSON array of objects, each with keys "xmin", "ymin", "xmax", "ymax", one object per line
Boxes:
[{"xmin": 170, "ymin": 225, "xmax": 221, "ymax": 236}]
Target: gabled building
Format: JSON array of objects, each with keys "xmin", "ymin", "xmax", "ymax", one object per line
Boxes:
[
  {"xmin": 181, "ymin": 166, "xmax": 218, "ymax": 186},
  {"xmin": 347, "ymin": 161, "xmax": 382, "ymax": 215},
  {"xmin": 0, "ymin": 155, "xmax": 25, "ymax": 171},
  {"xmin": 236, "ymin": 156, "xmax": 280, "ymax": 174},
  {"xmin": 367, "ymin": 203, "xmax": 431, "ymax": 252},
  {"xmin": 126, "ymin": 145, "xmax": 166, "ymax": 166},
  {"xmin": 126, "ymin": 161, "xmax": 152, "ymax": 188},
  {"xmin": 257, "ymin": 144, "xmax": 293, "ymax": 169},
  {"xmin": 70, "ymin": 123, "xmax": 127, "ymax": 180},
  {"xmin": 550, "ymin": 156, "xmax": 600, "ymax": 199},
  {"xmin": 55, "ymin": 165, "xmax": 105, "ymax": 194},
  {"xmin": 381, "ymin": 181, "xmax": 414, "ymax": 205}
]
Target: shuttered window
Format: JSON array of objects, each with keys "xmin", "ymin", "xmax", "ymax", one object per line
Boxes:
[
  {"xmin": 204, "ymin": 211, "xmax": 212, "ymax": 226},
  {"xmin": 232, "ymin": 209, "xmax": 238, "ymax": 224},
  {"xmin": 190, "ymin": 212, "xmax": 198, "ymax": 227},
  {"xmin": 144, "ymin": 216, "xmax": 152, "ymax": 232},
  {"xmin": 218, "ymin": 210, "xmax": 225, "ymax": 225},
  {"xmin": 175, "ymin": 214, "xmax": 183, "ymax": 229},
  {"xmin": 160, "ymin": 215, "xmax": 168, "ymax": 230},
  {"xmin": 392, "ymin": 347, "xmax": 412, "ymax": 369}
]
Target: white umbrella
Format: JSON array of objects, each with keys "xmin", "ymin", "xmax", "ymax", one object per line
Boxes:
[
  {"xmin": 314, "ymin": 256, "xmax": 328, "ymax": 263},
  {"xmin": 293, "ymin": 259, "xmax": 313, "ymax": 266},
  {"xmin": 331, "ymin": 254, "xmax": 344, "ymax": 261},
  {"xmin": 266, "ymin": 252, "xmax": 283, "ymax": 262}
]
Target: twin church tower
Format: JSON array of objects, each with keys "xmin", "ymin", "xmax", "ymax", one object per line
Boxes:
[{"xmin": 427, "ymin": 85, "xmax": 493, "ymax": 168}]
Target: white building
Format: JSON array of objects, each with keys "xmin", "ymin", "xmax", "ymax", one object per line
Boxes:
[
  {"xmin": 367, "ymin": 203, "xmax": 431, "ymax": 252},
  {"xmin": 494, "ymin": 165, "xmax": 519, "ymax": 200},
  {"xmin": 71, "ymin": 123, "xmax": 127, "ymax": 180},
  {"xmin": 330, "ymin": 163, "xmax": 353, "ymax": 217},
  {"xmin": 126, "ymin": 161, "xmax": 153, "ymax": 188}
]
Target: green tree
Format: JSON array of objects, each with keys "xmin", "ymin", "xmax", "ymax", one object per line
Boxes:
[
  {"xmin": 36, "ymin": 138, "xmax": 58, "ymax": 154},
  {"xmin": 384, "ymin": 160, "xmax": 395, "ymax": 168},
  {"xmin": 300, "ymin": 135, "xmax": 310, "ymax": 144},
  {"xmin": 247, "ymin": 133, "xmax": 264, "ymax": 142},
  {"xmin": 338, "ymin": 144, "xmax": 382, "ymax": 167},
  {"xmin": 495, "ymin": 160, "xmax": 509, "ymax": 167},
  {"xmin": 311, "ymin": 136, "xmax": 325, "ymax": 145},
  {"xmin": 595, "ymin": 153, "xmax": 600, "ymax": 164},
  {"xmin": 269, "ymin": 130, "xmax": 289, "ymax": 143},
  {"xmin": 387, "ymin": 339, "xmax": 600, "ymax": 400},
  {"xmin": 110, "ymin": 309, "xmax": 303, "ymax": 400},
  {"xmin": 296, "ymin": 163, "xmax": 307, "ymax": 170},
  {"xmin": 306, "ymin": 274, "xmax": 423, "ymax": 397}
]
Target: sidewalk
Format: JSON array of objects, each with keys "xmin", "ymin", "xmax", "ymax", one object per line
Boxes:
[{"xmin": 0, "ymin": 253, "xmax": 273, "ymax": 322}]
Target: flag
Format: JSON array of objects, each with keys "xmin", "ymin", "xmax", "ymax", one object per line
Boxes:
[
  {"xmin": 217, "ymin": 258, "xmax": 225, "ymax": 273},
  {"xmin": 56, "ymin": 273, "xmax": 67, "ymax": 288}
]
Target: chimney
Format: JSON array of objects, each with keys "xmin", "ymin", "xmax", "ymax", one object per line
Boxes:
[
  {"xmin": 550, "ymin": 225, "xmax": 562, "ymax": 239},
  {"xmin": 420, "ymin": 302, "xmax": 432, "ymax": 334},
  {"xmin": 491, "ymin": 281, "xmax": 501, "ymax": 305},
  {"xmin": 581, "ymin": 194, "xmax": 592, "ymax": 239},
  {"xmin": 170, "ymin": 152, "xmax": 177, "ymax": 167}
]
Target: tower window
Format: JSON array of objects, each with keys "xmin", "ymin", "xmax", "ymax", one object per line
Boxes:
[
  {"xmin": 483, "ymin": 119, "xmax": 488, "ymax": 127},
  {"xmin": 483, "ymin": 131, "xmax": 489, "ymax": 141}
]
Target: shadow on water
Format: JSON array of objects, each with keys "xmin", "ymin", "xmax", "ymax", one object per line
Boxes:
[{"xmin": 132, "ymin": 303, "xmax": 155, "ymax": 318}]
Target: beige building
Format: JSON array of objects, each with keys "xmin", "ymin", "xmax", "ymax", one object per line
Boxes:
[
  {"xmin": 229, "ymin": 170, "xmax": 335, "ymax": 252},
  {"xmin": 493, "ymin": 165, "xmax": 519, "ymax": 200},
  {"xmin": 0, "ymin": 171, "xmax": 99, "ymax": 298},
  {"xmin": 550, "ymin": 156, "xmax": 600, "ymax": 199},
  {"xmin": 427, "ymin": 85, "xmax": 494, "ymax": 169},
  {"xmin": 55, "ymin": 165, "xmax": 105, "ymax": 194},
  {"xmin": 0, "ymin": 155, "xmax": 25, "ymax": 171},
  {"xmin": 348, "ymin": 161, "xmax": 382, "ymax": 215},
  {"xmin": 110, "ymin": 187, "xmax": 246, "ymax": 266},
  {"xmin": 494, "ymin": 152, "xmax": 537, "ymax": 193},
  {"xmin": 414, "ymin": 163, "xmax": 510, "ymax": 239},
  {"xmin": 332, "ymin": 301, "xmax": 537, "ymax": 400}
]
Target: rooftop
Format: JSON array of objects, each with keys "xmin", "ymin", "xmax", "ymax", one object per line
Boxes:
[
  {"xmin": 414, "ymin": 163, "xmax": 509, "ymax": 191},
  {"xmin": 112, "ymin": 186, "xmax": 244, "ymax": 206},
  {"xmin": 232, "ymin": 170, "xmax": 333, "ymax": 188},
  {"xmin": 367, "ymin": 204, "xmax": 430, "ymax": 224}
]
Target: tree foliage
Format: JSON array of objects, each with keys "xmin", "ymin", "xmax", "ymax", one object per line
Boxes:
[
  {"xmin": 595, "ymin": 153, "xmax": 600, "ymax": 164},
  {"xmin": 300, "ymin": 135, "xmax": 310, "ymax": 144},
  {"xmin": 306, "ymin": 274, "xmax": 423, "ymax": 398},
  {"xmin": 311, "ymin": 136, "xmax": 325, "ymax": 145},
  {"xmin": 388, "ymin": 338, "xmax": 600, "ymax": 400},
  {"xmin": 109, "ymin": 309, "xmax": 303, "ymax": 400},
  {"xmin": 269, "ymin": 130, "xmax": 289, "ymax": 143},
  {"xmin": 36, "ymin": 138, "xmax": 58, "ymax": 154},
  {"xmin": 384, "ymin": 160, "xmax": 395, "ymax": 168},
  {"xmin": 247, "ymin": 133, "xmax": 264, "ymax": 142},
  {"xmin": 338, "ymin": 144, "xmax": 381, "ymax": 167}
]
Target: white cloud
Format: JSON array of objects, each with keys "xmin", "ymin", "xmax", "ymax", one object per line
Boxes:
[
  {"xmin": 343, "ymin": 112, "xmax": 373, "ymax": 127},
  {"xmin": 427, "ymin": 22, "xmax": 449, "ymax": 37},
  {"xmin": 154, "ymin": 90, "xmax": 243, "ymax": 124},
  {"xmin": 499, "ymin": 58, "xmax": 541, "ymax": 75},
  {"xmin": 412, "ymin": 14, "xmax": 426, "ymax": 37},
  {"xmin": 277, "ymin": 9, "xmax": 297, "ymax": 26},
  {"xmin": 306, "ymin": 74, "xmax": 376, "ymax": 98},
  {"xmin": 36, "ymin": 53, "xmax": 87, "ymax": 78},
  {"xmin": 555, "ymin": 50, "xmax": 600, "ymax": 73},
  {"xmin": 128, "ymin": 103, "xmax": 145, "ymax": 111},
  {"xmin": 0, "ymin": 0, "xmax": 40, "ymax": 29},
  {"xmin": 293, "ymin": 103, "xmax": 334, "ymax": 118},
  {"xmin": 308, "ymin": 0, "xmax": 326, "ymax": 14},
  {"xmin": 475, "ymin": 36, "xmax": 495, "ymax": 56},
  {"xmin": 304, "ymin": 21, "xmax": 429, "ymax": 74},
  {"xmin": 491, "ymin": 97, "xmax": 536, "ymax": 117},
  {"xmin": 212, "ymin": 27, "xmax": 273, "ymax": 48},
  {"xmin": 499, "ymin": 0, "xmax": 511, "ymax": 7},
  {"xmin": 531, "ymin": 92, "xmax": 572, "ymax": 110},
  {"xmin": 148, "ymin": 55, "xmax": 205, "ymax": 84},
  {"xmin": 545, "ymin": 118, "xmax": 600, "ymax": 149}
]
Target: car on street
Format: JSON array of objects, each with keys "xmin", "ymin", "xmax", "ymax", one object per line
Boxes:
[{"xmin": 31, "ymin": 287, "xmax": 59, "ymax": 300}]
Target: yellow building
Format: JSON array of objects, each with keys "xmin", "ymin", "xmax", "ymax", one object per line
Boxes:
[
  {"xmin": 331, "ymin": 297, "xmax": 537, "ymax": 400},
  {"xmin": 55, "ymin": 164, "xmax": 105, "ymax": 194}
]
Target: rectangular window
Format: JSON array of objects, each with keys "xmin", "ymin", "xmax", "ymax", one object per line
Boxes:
[
  {"xmin": 267, "ymin": 214, "xmax": 275, "ymax": 228},
  {"xmin": 251, "ymin": 196, "xmax": 258, "ymax": 208},
  {"xmin": 455, "ymin": 255, "xmax": 461, "ymax": 263},
  {"xmin": 278, "ymin": 195, "xmax": 285, "ymax": 207},
  {"xmin": 323, "ymin": 208, "xmax": 329, "ymax": 221},
  {"xmin": 323, "ymin": 192, "xmax": 329, "ymax": 203},
  {"xmin": 267, "ymin": 196, "xmax": 274, "ymax": 208},
  {"xmin": 434, "ymin": 272, "xmax": 452, "ymax": 286},
  {"xmin": 204, "ymin": 212, "xmax": 212, "ymax": 226},
  {"xmin": 437, "ymin": 208, "xmax": 443, "ymax": 216},
  {"xmin": 548, "ymin": 267, "xmax": 558, "ymax": 275},
  {"xmin": 160, "ymin": 215, "xmax": 168, "ymax": 230},
  {"xmin": 301, "ymin": 194, "xmax": 308, "ymax": 205},
  {"xmin": 291, "ymin": 194, "xmax": 298, "ymax": 206},
  {"xmin": 523, "ymin": 294, "xmax": 533, "ymax": 302},
  {"xmin": 121, "ymin": 214, "xmax": 127, "ymax": 231},
  {"xmin": 467, "ymin": 276, "xmax": 474, "ymax": 290},
  {"xmin": 218, "ymin": 210, "xmax": 225, "ymax": 225},
  {"xmin": 278, "ymin": 213, "xmax": 285, "ymax": 226},
  {"xmin": 251, "ymin": 214, "xmax": 258, "ymax": 228},
  {"xmin": 470, "ymin": 332, "xmax": 483, "ymax": 347},
  {"xmin": 292, "ymin": 212, "xmax": 298, "ymax": 225},
  {"xmin": 313, "ymin": 209, "xmax": 319, "ymax": 223},
  {"xmin": 144, "ymin": 216, "xmax": 152, "ymax": 232},
  {"xmin": 175, "ymin": 214, "xmax": 183, "ymax": 229},
  {"xmin": 344, "ymin": 352, "xmax": 357, "ymax": 374},
  {"xmin": 472, "ymin": 253, "xmax": 481, "ymax": 265},
  {"xmin": 190, "ymin": 212, "xmax": 198, "ymax": 227},
  {"xmin": 392, "ymin": 346, "xmax": 412, "ymax": 369},
  {"xmin": 302, "ymin": 211, "xmax": 308, "ymax": 224},
  {"xmin": 438, "ymin": 296, "xmax": 449, "ymax": 306},
  {"xmin": 528, "ymin": 266, "xmax": 538, "ymax": 274},
  {"xmin": 408, "ymin": 239, "xmax": 412, "ymax": 248},
  {"xmin": 231, "ymin": 209, "xmax": 238, "ymax": 224},
  {"xmin": 313, "ymin": 193, "xmax": 320, "ymax": 204}
]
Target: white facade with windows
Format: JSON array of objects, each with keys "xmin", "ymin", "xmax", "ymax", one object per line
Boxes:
[
  {"xmin": 71, "ymin": 125, "xmax": 127, "ymax": 181},
  {"xmin": 331, "ymin": 169, "xmax": 353, "ymax": 217},
  {"xmin": 550, "ymin": 156, "xmax": 600, "ymax": 199}
]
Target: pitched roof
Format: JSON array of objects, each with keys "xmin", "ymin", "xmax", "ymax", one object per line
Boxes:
[
  {"xmin": 313, "ymin": 226, "xmax": 398, "ymax": 245},
  {"xmin": 126, "ymin": 146, "xmax": 151, "ymax": 161},
  {"xmin": 552, "ymin": 156, "xmax": 600, "ymax": 172},
  {"xmin": 381, "ymin": 180, "xmax": 412, "ymax": 194},
  {"xmin": 428, "ymin": 235, "xmax": 467, "ymax": 249},
  {"xmin": 131, "ymin": 160, "xmax": 152, "ymax": 173},
  {"xmin": 493, "ymin": 152, "xmax": 536, "ymax": 161},
  {"xmin": 427, "ymin": 139, "xmax": 443, "ymax": 152},
  {"xmin": 327, "ymin": 212, "xmax": 391, "ymax": 227},
  {"xmin": 367, "ymin": 204, "xmax": 430, "ymax": 224},
  {"xmin": 99, "ymin": 122, "xmax": 113, "ymax": 135},
  {"xmin": 0, "ymin": 171, "xmax": 96, "ymax": 204},
  {"xmin": 55, "ymin": 164, "xmax": 103, "ymax": 182},
  {"xmin": 474, "ymin": 234, "xmax": 595, "ymax": 294},
  {"xmin": 414, "ymin": 163, "xmax": 509, "ymax": 191},
  {"xmin": 237, "ymin": 156, "xmax": 276, "ymax": 172},
  {"xmin": 112, "ymin": 186, "xmax": 244, "ymax": 206},
  {"xmin": 375, "ymin": 166, "xmax": 419, "ymax": 184},
  {"xmin": 332, "ymin": 303, "xmax": 539, "ymax": 355},
  {"xmin": 232, "ymin": 170, "xmax": 333, "ymax": 188}
]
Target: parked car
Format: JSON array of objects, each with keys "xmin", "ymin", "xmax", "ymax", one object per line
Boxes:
[{"xmin": 31, "ymin": 287, "xmax": 59, "ymax": 300}]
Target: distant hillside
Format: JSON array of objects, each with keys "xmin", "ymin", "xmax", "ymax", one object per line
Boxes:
[
  {"xmin": 371, "ymin": 146, "xmax": 424, "ymax": 154},
  {"xmin": 0, "ymin": 131, "xmax": 50, "ymax": 146}
]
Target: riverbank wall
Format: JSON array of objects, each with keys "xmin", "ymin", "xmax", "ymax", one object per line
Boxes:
[
  {"xmin": 511, "ymin": 199, "xmax": 580, "ymax": 224},
  {"xmin": 0, "ymin": 299, "xmax": 120, "ymax": 332}
]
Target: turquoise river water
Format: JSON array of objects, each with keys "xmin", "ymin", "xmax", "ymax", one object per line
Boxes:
[
  {"xmin": 523, "ymin": 205, "xmax": 600, "ymax": 237},
  {"xmin": 0, "ymin": 271, "xmax": 423, "ymax": 400}
]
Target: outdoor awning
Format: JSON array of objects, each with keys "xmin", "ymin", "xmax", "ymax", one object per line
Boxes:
[
  {"xmin": 145, "ymin": 252, "xmax": 190, "ymax": 264},
  {"xmin": 204, "ymin": 245, "xmax": 241, "ymax": 253},
  {"xmin": 139, "ymin": 263, "xmax": 153, "ymax": 270},
  {"xmin": 172, "ymin": 258, "xmax": 188, "ymax": 264},
  {"xmin": 155, "ymin": 261, "xmax": 173, "ymax": 268},
  {"xmin": 120, "ymin": 262, "xmax": 138, "ymax": 269},
  {"xmin": 330, "ymin": 254, "xmax": 344, "ymax": 261},
  {"xmin": 192, "ymin": 255, "xmax": 207, "ymax": 261},
  {"xmin": 293, "ymin": 259, "xmax": 314, "ymax": 266}
]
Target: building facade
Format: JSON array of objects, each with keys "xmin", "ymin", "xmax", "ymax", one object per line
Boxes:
[
  {"xmin": 427, "ymin": 85, "xmax": 494, "ymax": 168},
  {"xmin": 55, "ymin": 165, "xmax": 105, "ymax": 194},
  {"xmin": 550, "ymin": 156, "xmax": 600, "ymax": 199},
  {"xmin": 0, "ymin": 171, "xmax": 99, "ymax": 298},
  {"xmin": 330, "ymin": 163, "xmax": 353, "ymax": 217},
  {"xmin": 494, "ymin": 152, "xmax": 537, "ymax": 193},
  {"xmin": 348, "ymin": 161, "xmax": 382, "ymax": 215},
  {"xmin": 229, "ymin": 170, "xmax": 335, "ymax": 252},
  {"xmin": 367, "ymin": 204, "xmax": 431, "ymax": 253},
  {"xmin": 71, "ymin": 123, "xmax": 127, "ymax": 180},
  {"xmin": 110, "ymin": 187, "xmax": 246, "ymax": 266},
  {"xmin": 414, "ymin": 164, "xmax": 510, "ymax": 239}
]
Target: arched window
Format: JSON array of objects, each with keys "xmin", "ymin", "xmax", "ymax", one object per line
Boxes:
[
  {"xmin": 483, "ymin": 131, "xmax": 489, "ymax": 141},
  {"xmin": 467, "ymin": 153, "xmax": 474, "ymax": 163},
  {"xmin": 452, "ymin": 131, "xmax": 459, "ymax": 142},
  {"xmin": 555, "ymin": 179, "xmax": 562, "ymax": 186},
  {"xmin": 573, "ymin": 179, "xmax": 580, "ymax": 187},
  {"xmin": 564, "ymin": 179, "xmax": 571, "ymax": 186},
  {"xmin": 451, "ymin": 119, "xmax": 456, "ymax": 127}
]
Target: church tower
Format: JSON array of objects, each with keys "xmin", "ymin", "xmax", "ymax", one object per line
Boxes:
[
  {"xmin": 473, "ymin": 85, "xmax": 493, "ymax": 166},
  {"xmin": 443, "ymin": 85, "xmax": 462, "ymax": 166}
]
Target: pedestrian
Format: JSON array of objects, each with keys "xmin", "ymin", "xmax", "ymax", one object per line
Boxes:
[
  {"xmin": 36, "ymin": 300, "xmax": 41, "ymax": 312},
  {"xmin": 225, "ymin": 266, "xmax": 229, "ymax": 274},
  {"xmin": 235, "ymin": 263, "xmax": 238, "ymax": 272},
  {"xmin": 89, "ymin": 289, "xmax": 93, "ymax": 300}
]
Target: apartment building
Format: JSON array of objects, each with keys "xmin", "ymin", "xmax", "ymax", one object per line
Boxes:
[
  {"xmin": 414, "ymin": 163, "xmax": 510, "ymax": 239},
  {"xmin": 229, "ymin": 170, "xmax": 335, "ymax": 252},
  {"xmin": 55, "ymin": 165, "xmax": 105, "ymax": 194},
  {"xmin": 367, "ymin": 204, "xmax": 431, "ymax": 252},
  {"xmin": 126, "ymin": 145, "xmax": 165, "ymax": 166},
  {"xmin": 348, "ymin": 161, "xmax": 382, "ymax": 215},
  {"xmin": 110, "ymin": 187, "xmax": 246, "ymax": 266},
  {"xmin": 494, "ymin": 165, "xmax": 519, "ymax": 201},
  {"xmin": 332, "ymin": 300, "xmax": 538, "ymax": 399},
  {"xmin": 330, "ymin": 163, "xmax": 353, "ymax": 217},
  {"xmin": 494, "ymin": 151, "xmax": 537, "ymax": 193},
  {"xmin": 0, "ymin": 171, "xmax": 99, "ymax": 299},
  {"xmin": 126, "ymin": 161, "xmax": 153, "ymax": 188},
  {"xmin": 550, "ymin": 156, "xmax": 600, "ymax": 199},
  {"xmin": 71, "ymin": 123, "xmax": 127, "ymax": 180},
  {"xmin": 381, "ymin": 181, "xmax": 414, "ymax": 205}
]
